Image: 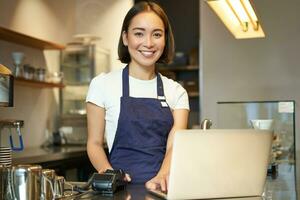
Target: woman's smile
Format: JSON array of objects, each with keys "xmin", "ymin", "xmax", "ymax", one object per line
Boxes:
[{"xmin": 139, "ymin": 50, "xmax": 156, "ymax": 58}]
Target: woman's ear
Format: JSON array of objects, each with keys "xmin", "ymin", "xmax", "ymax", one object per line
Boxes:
[{"xmin": 122, "ymin": 31, "xmax": 128, "ymax": 46}]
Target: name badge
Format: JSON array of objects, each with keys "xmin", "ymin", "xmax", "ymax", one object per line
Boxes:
[
  {"xmin": 161, "ymin": 101, "xmax": 168, "ymax": 107},
  {"xmin": 158, "ymin": 96, "xmax": 166, "ymax": 100}
]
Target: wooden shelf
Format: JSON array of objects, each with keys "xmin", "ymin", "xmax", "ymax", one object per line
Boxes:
[
  {"xmin": 188, "ymin": 91, "xmax": 199, "ymax": 97},
  {"xmin": 0, "ymin": 26, "xmax": 65, "ymax": 50},
  {"xmin": 15, "ymin": 77, "xmax": 64, "ymax": 88}
]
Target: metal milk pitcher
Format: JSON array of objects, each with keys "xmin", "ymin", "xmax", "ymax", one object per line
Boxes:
[
  {"xmin": 41, "ymin": 169, "xmax": 56, "ymax": 200},
  {"xmin": 0, "ymin": 165, "xmax": 13, "ymax": 200},
  {"xmin": 10, "ymin": 164, "xmax": 42, "ymax": 200},
  {"xmin": 41, "ymin": 170, "xmax": 67, "ymax": 200}
]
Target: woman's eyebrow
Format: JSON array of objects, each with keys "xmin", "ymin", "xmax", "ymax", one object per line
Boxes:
[
  {"xmin": 153, "ymin": 28, "xmax": 164, "ymax": 32},
  {"xmin": 131, "ymin": 27, "xmax": 164, "ymax": 32},
  {"xmin": 132, "ymin": 27, "xmax": 145, "ymax": 31}
]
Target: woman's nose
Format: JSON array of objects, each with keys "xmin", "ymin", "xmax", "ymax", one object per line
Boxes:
[{"xmin": 144, "ymin": 36, "xmax": 154, "ymax": 47}]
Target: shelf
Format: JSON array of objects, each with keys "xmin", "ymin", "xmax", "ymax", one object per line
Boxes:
[
  {"xmin": 64, "ymin": 82, "xmax": 90, "ymax": 86},
  {"xmin": 158, "ymin": 65, "xmax": 198, "ymax": 72},
  {"xmin": 188, "ymin": 91, "xmax": 199, "ymax": 97},
  {"xmin": 0, "ymin": 26, "xmax": 65, "ymax": 50},
  {"xmin": 61, "ymin": 63, "xmax": 90, "ymax": 68},
  {"xmin": 15, "ymin": 77, "xmax": 65, "ymax": 88}
]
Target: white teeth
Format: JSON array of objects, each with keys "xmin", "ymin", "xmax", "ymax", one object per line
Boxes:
[
  {"xmin": 140, "ymin": 51, "xmax": 154, "ymax": 57},
  {"xmin": 143, "ymin": 52, "xmax": 153, "ymax": 55}
]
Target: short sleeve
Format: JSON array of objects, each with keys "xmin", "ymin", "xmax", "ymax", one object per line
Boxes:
[
  {"xmin": 86, "ymin": 73, "xmax": 106, "ymax": 108},
  {"xmin": 173, "ymin": 83, "xmax": 190, "ymax": 110}
]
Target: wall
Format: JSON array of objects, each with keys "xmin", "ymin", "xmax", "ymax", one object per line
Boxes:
[
  {"xmin": 75, "ymin": 0, "xmax": 133, "ymax": 70},
  {"xmin": 0, "ymin": 0, "xmax": 76, "ymax": 44},
  {"xmin": 200, "ymin": 0, "xmax": 300, "ymax": 150}
]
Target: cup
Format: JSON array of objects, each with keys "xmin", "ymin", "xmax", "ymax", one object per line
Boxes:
[
  {"xmin": 0, "ymin": 147, "xmax": 12, "ymax": 167},
  {"xmin": 250, "ymin": 119, "xmax": 274, "ymax": 131},
  {"xmin": 35, "ymin": 68, "xmax": 46, "ymax": 81},
  {"xmin": 47, "ymin": 72, "xmax": 63, "ymax": 83},
  {"xmin": 23, "ymin": 64, "xmax": 35, "ymax": 80}
]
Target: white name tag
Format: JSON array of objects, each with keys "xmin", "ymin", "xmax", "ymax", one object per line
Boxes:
[
  {"xmin": 158, "ymin": 96, "xmax": 166, "ymax": 100},
  {"xmin": 161, "ymin": 101, "xmax": 168, "ymax": 107}
]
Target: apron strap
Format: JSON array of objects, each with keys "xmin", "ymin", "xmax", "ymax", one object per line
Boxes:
[
  {"xmin": 122, "ymin": 66, "xmax": 130, "ymax": 97},
  {"xmin": 122, "ymin": 65, "xmax": 166, "ymax": 98},
  {"xmin": 156, "ymin": 73, "xmax": 165, "ymax": 98}
]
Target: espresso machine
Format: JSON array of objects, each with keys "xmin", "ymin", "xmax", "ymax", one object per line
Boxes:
[
  {"xmin": 0, "ymin": 64, "xmax": 24, "ymax": 164},
  {"xmin": 1, "ymin": 65, "xmax": 74, "ymax": 199}
]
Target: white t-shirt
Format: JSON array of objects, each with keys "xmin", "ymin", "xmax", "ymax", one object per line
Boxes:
[{"xmin": 86, "ymin": 67, "xmax": 190, "ymax": 152}]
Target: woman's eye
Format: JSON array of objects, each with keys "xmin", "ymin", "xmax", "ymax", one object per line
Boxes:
[
  {"xmin": 153, "ymin": 32, "xmax": 162, "ymax": 38},
  {"xmin": 134, "ymin": 32, "xmax": 143, "ymax": 37}
]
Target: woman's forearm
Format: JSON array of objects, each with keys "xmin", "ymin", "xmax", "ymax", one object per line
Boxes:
[{"xmin": 87, "ymin": 141, "xmax": 112, "ymax": 173}]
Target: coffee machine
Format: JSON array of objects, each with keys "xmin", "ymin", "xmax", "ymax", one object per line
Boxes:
[
  {"xmin": 0, "ymin": 64, "xmax": 24, "ymax": 154},
  {"xmin": 1, "ymin": 65, "xmax": 72, "ymax": 199}
]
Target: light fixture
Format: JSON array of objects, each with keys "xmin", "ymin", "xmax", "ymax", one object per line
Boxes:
[{"xmin": 206, "ymin": 0, "xmax": 265, "ymax": 39}]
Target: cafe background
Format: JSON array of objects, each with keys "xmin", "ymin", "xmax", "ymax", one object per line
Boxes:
[{"xmin": 0, "ymin": 0, "xmax": 299, "ymax": 195}]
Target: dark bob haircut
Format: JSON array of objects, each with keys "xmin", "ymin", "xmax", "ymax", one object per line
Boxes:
[{"xmin": 118, "ymin": 1, "xmax": 175, "ymax": 64}]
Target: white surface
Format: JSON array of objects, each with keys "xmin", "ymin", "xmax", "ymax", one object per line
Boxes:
[
  {"xmin": 166, "ymin": 129, "xmax": 272, "ymax": 199},
  {"xmin": 278, "ymin": 102, "xmax": 294, "ymax": 113},
  {"xmin": 86, "ymin": 68, "xmax": 190, "ymax": 151}
]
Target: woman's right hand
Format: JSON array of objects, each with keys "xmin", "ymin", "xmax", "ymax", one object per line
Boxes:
[
  {"xmin": 124, "ymin": 173, "xmax": 131, "ymax": 182},
  {"xmin": 98, "ymin": 168, "xmax": 131, "ymax": 182}
]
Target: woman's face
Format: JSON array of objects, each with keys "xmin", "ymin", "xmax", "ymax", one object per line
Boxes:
[{"xmin": 123, "ymin": 11, "xmax": 165, "ymax": 69}]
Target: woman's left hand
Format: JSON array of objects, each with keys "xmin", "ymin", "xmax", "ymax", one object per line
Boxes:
[{"xmin": 145, "ymin": 173, "xmax": 169, "ymax": 192}]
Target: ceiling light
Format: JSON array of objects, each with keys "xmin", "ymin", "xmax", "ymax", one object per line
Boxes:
[{"xmin": 206, "ymin": 0, "xmax": 265, "ymax": 39}]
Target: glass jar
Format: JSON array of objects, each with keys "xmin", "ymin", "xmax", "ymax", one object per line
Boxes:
[
  {"xmin": 23, "ymin": 64, "xmax": 35, "ymax": 80},
  {"xmin": 35, "ymin": 68, "xmax": 46, "ymax": 81}
]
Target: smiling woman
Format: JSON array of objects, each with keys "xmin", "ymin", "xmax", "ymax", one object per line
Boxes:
[
  {"xmin": 86, "ymin": 1, "xmax": 189, "ymax": 191},
  {"xmin": 122, "ymin": 11, "xmax": 166, "ymax": 72}
]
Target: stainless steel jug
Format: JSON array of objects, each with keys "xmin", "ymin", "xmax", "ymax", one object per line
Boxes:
[
  {"xmin": 41, "ymin": 169, "xmax": 56, "ymax": 200},
  {"xmin": 10, "ymin": 164, "xmax": 42, "ymax": 200},
  {"xmin": 0, "ymin": 164, "xmax": 13, "ymax": 200},
  {"xmin": 54, "ymin": 176, "xmax": 65, "ymax": 198}
]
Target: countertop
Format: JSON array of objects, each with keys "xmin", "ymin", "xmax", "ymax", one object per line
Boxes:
[
  {"xmin": 10, "ymin": 147, "xmax": 299, "ymax": 199},
  {"xmin": 61, "ymin": 182, "xmax": 292, "ymax": 200},
  {"xmin": 12, "ymin": 145, "xmax": 87, "ymax": 165}
]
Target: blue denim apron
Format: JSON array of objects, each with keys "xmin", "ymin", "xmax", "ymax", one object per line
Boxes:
[{"xmin": 109, "ymin": 66, "xmax": 174, "ymax": 183}]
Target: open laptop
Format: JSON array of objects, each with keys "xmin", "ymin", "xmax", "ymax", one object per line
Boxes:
[{"xmin": 148, "ymin": 129, "xmax": 273, "ymax": 199}]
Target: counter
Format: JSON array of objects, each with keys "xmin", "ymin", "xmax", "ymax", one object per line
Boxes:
[
  {"xmin": 62, "ymin": 182, "xmax": 294, "ymax": 200},
  {"xmin": 12, "ymin": 145, "xmax": 87, "ymax": 164},
  {"xmin": 12, "ymin": 145, "xmax": 94, "ymax": 181},
  {"xmin": 11, "ymin": 147, "xmax": 299, "ymax": 199}
]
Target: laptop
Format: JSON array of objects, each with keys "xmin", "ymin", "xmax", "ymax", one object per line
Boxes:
[{"xmin": 148, "ymin": 129, "xmax": 273, "ymax": 199}]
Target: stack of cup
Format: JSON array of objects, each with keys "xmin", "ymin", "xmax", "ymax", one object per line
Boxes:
[{"xmin": 0, "ymin": 147, "xmax": 12, "ymax": 167}]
